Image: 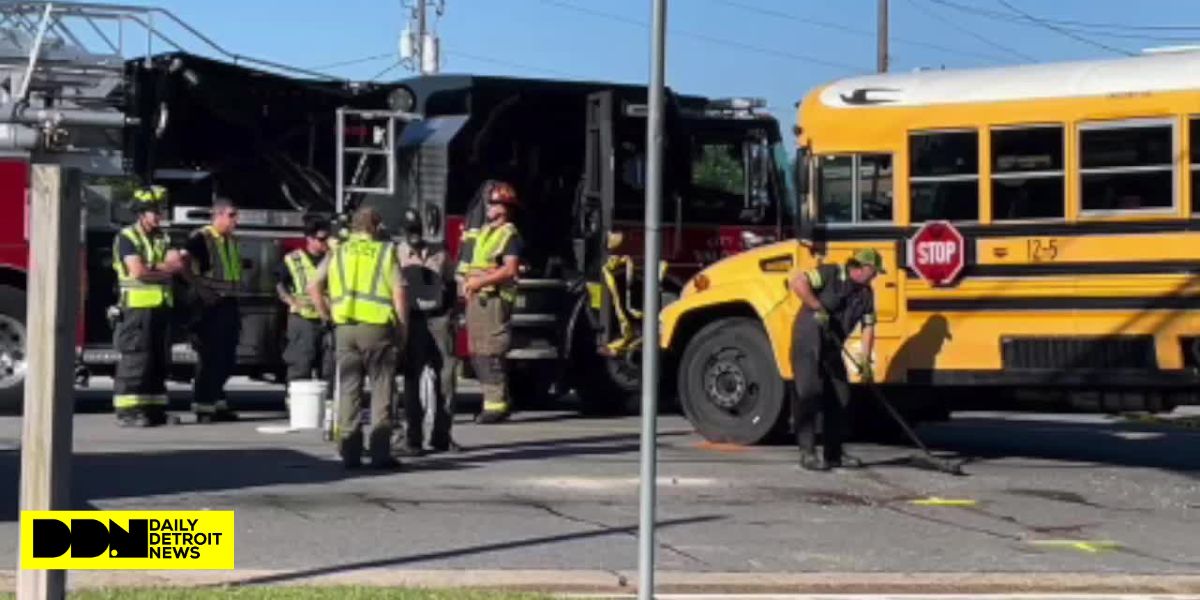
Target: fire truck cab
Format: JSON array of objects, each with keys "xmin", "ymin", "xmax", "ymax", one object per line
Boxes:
[{"xmin": 351, "ymin": 76, "xmax": 794, "ymax": 412}]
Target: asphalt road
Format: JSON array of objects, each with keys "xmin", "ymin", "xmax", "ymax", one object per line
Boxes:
[{"xmin": 1, "ymin": 379, "xmax": 1199, "ymax": 589}]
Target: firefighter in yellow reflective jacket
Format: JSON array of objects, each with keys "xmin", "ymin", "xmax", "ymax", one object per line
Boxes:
[
  {"xmin": 310, "ymin": 206, "xmax": 408, "ymax": 469},
  {"xmin": 276, "ymin": 219, "xmax": 334, "ymax": 392},
  {"xmin": 183, "ymin": 198, "xmax": 242, "ymax": 423},
  {"xmin": 111, "ymin": 186, "xmax": 185, "ymax": 427},
  {"xmin": 458, "ymin": 180, "xmax": 522, "ymax": 424}
]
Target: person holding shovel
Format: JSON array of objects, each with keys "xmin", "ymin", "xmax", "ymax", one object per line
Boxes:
[{"xmin": 787, "ymin": 249, "xmax": 883, "ymax": 472}]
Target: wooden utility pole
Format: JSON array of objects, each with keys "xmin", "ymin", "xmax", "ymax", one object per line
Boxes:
[
  {"xmin": 17, "ymin": 164, "xmax": 81, "ymax": 600},
  {"xmin": 877, "ymin": 0, "xmax": 890, "ymax": 73}
]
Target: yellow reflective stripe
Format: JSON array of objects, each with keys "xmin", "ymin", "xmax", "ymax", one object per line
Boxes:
[
  {"xmin": 805, "ymin": 269, "xmax": 824, "ymax": 289},
  {"xmin": 286, "ymin": 252, "xmax": 320, "ymax": 318},
  {"xmin": 202, "ymin": 226, "xmax": 242, "ymax": 283},
  {"xmin": 483, "ymin": 400, "xmax": 509, "ymax": 412},
  {"xmin": 113, "ymin": 226, "xmax": 171, "ymax": 308},
  {"xmin": 114, "ymin": 394, "xmax": 168, "ymax": 408}
]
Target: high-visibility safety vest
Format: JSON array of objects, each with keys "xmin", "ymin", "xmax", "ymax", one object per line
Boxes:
[
  {"xmin": 284, "ymin": 250, "xmax": 321, "ymax": 320},
  {"xmin": 193, "ymin": 225, "xmax": 242, "ymax": 291},
  {"xmin": 112, "ymin": 225, "xmax": 172, "ymax": 309},
  {"xmin": 464, "ymin": 222, "xmax": 518, "ymax": 302},
  {"xmin": 328, "ymin": 233, "xmax": 397, "ymax": 326}
]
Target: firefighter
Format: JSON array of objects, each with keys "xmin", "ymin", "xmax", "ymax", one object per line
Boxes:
[
  {"xmin": 787, "ymin": 248, "xmax": 883, "ymax": 472},
  {"xmin": 111, "ymin": 185, "xmax": 185, "ymax": 427},
  {"xmin": 458, "ymin": 180, "xmax": 522, "ymax": 424},
  {"xmin": 398, "ymin": 207, "xmax": 461, "ymax": 455},
  {"xmin": 183, "ymin": 198, "xmax": 243, "ymax": 423},
  {"xmin": 276, "ymin": 219, "xmax": 334, "ymax": 392},
  {"xmin": 309, "ymin": 206, "xmax": 408, "ymax": 469}
]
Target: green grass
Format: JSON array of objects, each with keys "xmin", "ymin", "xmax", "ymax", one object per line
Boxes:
[{"xmin": 0, "ymin": 589, "xmax": 556, "ymax": 600}]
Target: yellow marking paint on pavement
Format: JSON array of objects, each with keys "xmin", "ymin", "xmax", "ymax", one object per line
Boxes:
[
  {"xmin": 908, "ymin": 496, "xmax": 978, "ymax": 507},
  {"xmin": 1031, "ymin": 539, "xmax": 1121, "ymax": 553},
  {"xmin": 694, "ymin": 441, "xmax": 749, "ymax": 453}
]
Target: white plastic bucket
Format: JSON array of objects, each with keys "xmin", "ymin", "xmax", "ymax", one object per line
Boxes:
[{"xmin": 287, "ymin": 380, "xmax": 327, "ymax": 430}]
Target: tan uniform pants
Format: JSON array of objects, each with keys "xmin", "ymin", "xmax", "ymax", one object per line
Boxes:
[
  {"xmin": 335, "ymin": 323, "xmax": 400, "ymax": 462},
  {"xmin": 465, "ymin": 294, "xmax": 511, "ymax": 414}
]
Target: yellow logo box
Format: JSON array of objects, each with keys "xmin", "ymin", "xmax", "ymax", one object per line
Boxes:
[{"xmin": 20, "ymin": 511, "xmax": 235, "ymax": 570}]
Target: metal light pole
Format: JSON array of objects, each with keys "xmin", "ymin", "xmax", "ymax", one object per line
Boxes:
[{"xmin": 638, "ymin": 0, "xmax": 667, "ymax": 599}]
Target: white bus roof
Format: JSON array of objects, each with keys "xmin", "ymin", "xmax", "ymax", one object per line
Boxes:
[{"xmin": 817, "ymin": 51, "xmax": 1200, "ymax": 109}]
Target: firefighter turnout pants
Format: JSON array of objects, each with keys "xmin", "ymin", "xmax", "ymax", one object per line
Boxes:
[
  {"xmin": 403, "ymin": 312, "xmax": 458, "ymax": 449},
  {"xmin": 790, "ymin": 314, "xmax": 852, "ymax": 463},
  {"xmin": 285, "ymin": 314, "xmax": 334, "ymax": 398},
  {"xmin": 192, "ymin": 297, "xmax": 240, "ymax": 415},
  {"xmin": 113, "ymin": 306, "xmax": 172, "ymax": 421},
  {"xmin": 336, "ymin": 323, "xmax": 400, "ymax": 464},
  {"xmin": 466, "ymin": 293, "xmax": 511, "ymax": 421}
]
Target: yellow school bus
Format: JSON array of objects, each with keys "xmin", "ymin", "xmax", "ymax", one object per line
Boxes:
[{"xmin": 660, "ymin": 51, "xmax": 1200, "ymax": 444}]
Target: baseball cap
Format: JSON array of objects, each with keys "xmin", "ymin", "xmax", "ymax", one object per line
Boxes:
[{"xmin": 851, "ymin": 248, "xmax": 886, "ymax": 273}]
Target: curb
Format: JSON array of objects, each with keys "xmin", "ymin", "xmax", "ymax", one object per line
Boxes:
[{"xmin": 4, "ymin": 570, "xmax": 1200, "ymax": 595}]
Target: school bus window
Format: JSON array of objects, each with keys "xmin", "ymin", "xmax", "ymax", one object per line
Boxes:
[
  {"xmin": 910, "ymin": 130, "xmax": 979, "ymax": 222},
  {"xmin": 1079, "ymin": 121, "xmax": 1174, "ymax": 212},
  {"xmin": 817, "ymin": 155, "xmax": 853, "ymax": 223},
  {"xmin": 858, "ymin": 154, "xmax": 893, "ymax": 222},
  {"xmin": 991, "ymin": 126, "xmax": 1065, "ymax": 221},
  {"xmin": 817, "ymin": 154, "xmax": 893, "ymax": 224},
  {"xmin": 1190, "ymin": 117, "xmax": 1200, "ymax": 213}
]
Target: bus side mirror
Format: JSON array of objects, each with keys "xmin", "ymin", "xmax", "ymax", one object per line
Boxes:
[
  {"xmin": 793, "ymin": 148, "xmax": 814, "ymax": 241},
  {"xmin": 794, "ymin": 148, "xmax": 810, "ymax": 196}
]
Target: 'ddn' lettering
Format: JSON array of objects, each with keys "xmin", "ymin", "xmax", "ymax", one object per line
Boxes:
[{"xmin": 32, "ymin": 519, "xmax": 149, "ymax": 559}]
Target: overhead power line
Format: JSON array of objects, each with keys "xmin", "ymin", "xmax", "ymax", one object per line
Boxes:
[
  {"xmin": 444, "ymin": 49, "xmax": 575, "ymax": 78},
  {"xmin": 370, "ymin": 60, "xmax": 404, "ymax": 81},
  {"xmin": 925, "ymin": 0, "xmax": 1200, "ymax": 45},
  {"xmin": 995, "ymin": 0, "xmax": 1134, "ymax": 57},
  {"xmin": 535, "ymin": 0, "xmax": 863, "ymax": 73},
  {"xmin": 905, "ymin": 0, "xmax": 1036, "ymax": 62},
  {"xmin": 713, "ymin": 0, "xmax": 1017, "ymax": 64},
  {"xmin": 930, "ymin": 0, "xmax": 1200, "ymax": 33},
  {"xmin": 310, "ymin": 53, "xmax": 394, "ymax": 71}
]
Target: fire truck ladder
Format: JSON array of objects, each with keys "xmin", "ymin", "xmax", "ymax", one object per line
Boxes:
[
  {"xmin": 0, "ymin": 1, "xmax": 345, "ymax": 151},
  {"xmin": 334, "ymin": 108, "xmax": 420, "ymax": 215}
]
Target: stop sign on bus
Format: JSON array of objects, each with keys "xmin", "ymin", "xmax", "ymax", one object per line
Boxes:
[{"xmin": 908, "ymin": 220, "xmax": 966, "ymax": 286}]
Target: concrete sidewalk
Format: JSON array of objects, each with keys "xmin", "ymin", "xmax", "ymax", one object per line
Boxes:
[{"xmin": 4, "ymin": 569, "xmax": 1200, "ymax": 595}]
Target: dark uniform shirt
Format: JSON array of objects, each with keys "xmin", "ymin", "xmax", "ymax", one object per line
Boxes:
[
  {"xmin": 798, "ymin": 263, "xmax": 876, "ymax": 339},
  {"xmin": 115, "ymin": 229, "xmax": 154, "ymax": 265},
  {"xmin": 183, "ymin": 231, "xmax": 213, "ymax": 275}
]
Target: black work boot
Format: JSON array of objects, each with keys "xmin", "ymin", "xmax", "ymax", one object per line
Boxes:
[
  {"xmin": 799, "ymin": 452, "xmax": 830, "ymax": 472},
  {"xmin": 429, "ymin": 438, "xmax": 464, "ymax": 454},
  {"xmin": 115, "ymin": 409, "xmax": 144, "ymax": 428},
  {"xmin": 339, "ymin": 430, "xmax": 364, "ymax": 469},
  {"xmin": 368, "ymin": 429, "xmax": 401, "ymax": 470},
  {"xmin": 144, "ymin": 407, "xmax": 169, "ymax": 427}
]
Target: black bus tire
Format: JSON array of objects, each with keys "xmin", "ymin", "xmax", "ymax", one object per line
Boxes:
[{"xmin": 677, "ymin": 317, "xmax": 787, "ymax": 445}]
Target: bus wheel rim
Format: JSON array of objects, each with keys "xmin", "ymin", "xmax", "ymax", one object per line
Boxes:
[
  {"xmin": 703, "ymin": 351, "xmax": 748, "ymax": 410},
  {"xmin": 0, "ymin": 314, "xmax": 27, "ymax": 389}
]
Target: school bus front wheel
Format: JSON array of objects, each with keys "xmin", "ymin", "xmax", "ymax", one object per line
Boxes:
[{"xmin": 676, "ymin": 317, "xmax": 789, "ymax": 445}]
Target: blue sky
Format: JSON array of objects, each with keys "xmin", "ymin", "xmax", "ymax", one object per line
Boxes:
[{"xmin": 101, "ymin": 0, "xmax": 1200, "ymax": 129}]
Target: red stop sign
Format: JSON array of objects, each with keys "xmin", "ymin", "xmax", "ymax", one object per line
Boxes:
[{"xmin": 908, "ymin": 220, "xmax": 966, "ymax": 286}]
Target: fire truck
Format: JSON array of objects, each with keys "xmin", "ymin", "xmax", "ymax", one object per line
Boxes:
[
  {"xmin": 0, "ymin": 3, "xmax": 386, "ymax": 410},
  {"xmin": 0, "ymin": 2, "xmax": 794, "ymax": 415},
  {"xmin": 346, "ymin": 76, "xmax": 792, "ymax": 412}
]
